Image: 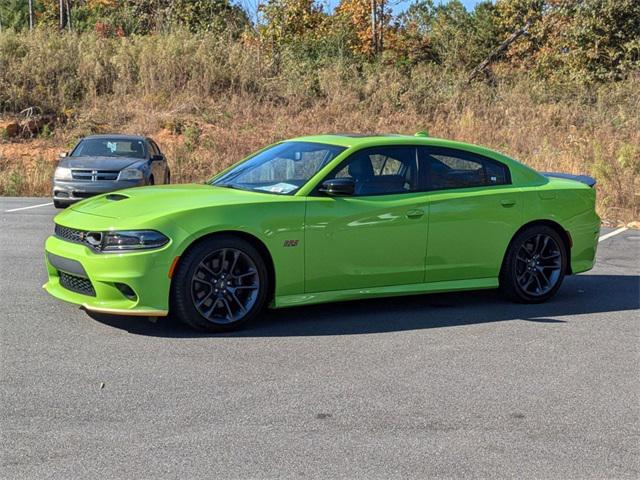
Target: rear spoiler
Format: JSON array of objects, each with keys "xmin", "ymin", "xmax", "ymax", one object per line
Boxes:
[{"xmin": 541, "ymin": 172, "xmax": 596, "ymax": 188}]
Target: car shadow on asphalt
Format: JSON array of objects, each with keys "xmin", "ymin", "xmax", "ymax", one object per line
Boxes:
[{"xmin": 86, "ymin": 274, "xmax": 640, "ymax": 338}]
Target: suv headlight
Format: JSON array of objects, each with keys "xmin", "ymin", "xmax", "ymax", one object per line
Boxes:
[
  {"xmin": 102, "ymin": 230, "xmax": 169, "ymax": 251},
  {"xmin": 118, "ymin": 168, "xmax": 143, "ymax": 180},
  {"xmin": 54, "ymin": 166, "xmax": 72, "ymax": 181}
]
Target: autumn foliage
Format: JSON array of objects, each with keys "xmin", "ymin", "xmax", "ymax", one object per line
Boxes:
[{"xmin": 0, "ymin": 1, "xmax": 638, "ymax": 220}]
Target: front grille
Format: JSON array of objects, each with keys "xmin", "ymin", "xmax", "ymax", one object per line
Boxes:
[
  {"xmin": 59, "ymin": 271, "xmax": 96, "ymax": 297},
  {"xmin": 54, "ymin": 224, "xmax": 103, "ymax": 251},
  {"xmin": 55, "ymin": 224, "xmax": 85, "ymax": 244},
  {"xmin": 71, "ymin": 169, "xmax": 120, "ymax": 181}
]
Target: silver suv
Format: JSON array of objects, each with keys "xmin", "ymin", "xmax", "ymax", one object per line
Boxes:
[{"xmin": 53, "ymin": 134, "xmax": 170, "ymax": 208}]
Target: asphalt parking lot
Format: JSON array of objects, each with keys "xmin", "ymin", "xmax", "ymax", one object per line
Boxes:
[{"xmin": 1, "ymin": 197, "xmax": 639, "ymax": 479}]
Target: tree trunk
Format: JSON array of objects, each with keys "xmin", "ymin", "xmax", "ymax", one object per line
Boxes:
[
  {"xmin": 28, "ymin": 0, "xmax": 34, "ymax": 30},
  {"xmin": 371, "ymin": 0, "xmax": 377, "ymax": 55},
  {"xmin": 468, "ymin": 21, "xmax": 532, "ymax": 83},
  {"xmin": 59, "ymin": 0, "xmax": 64, "ymax": 30},
  {"xmin": 379, "ymin": 0, "xmax": 384, "ymax": 54},
  {"xmin": 65, "ymin": 0, "xmax": 72, "ymax": 31}
]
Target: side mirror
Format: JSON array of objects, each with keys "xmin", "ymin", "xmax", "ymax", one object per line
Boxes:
[
  {"xmin": 319, "ymin": 178, "xmax": 355, "ymax": 196},
  {"xmin": 151, "ymin": 154, "xmax": 163, "ymax": 161},
  {"xmin": 59, "ymin": 152, "xmax": 67, "ymax": 158}
]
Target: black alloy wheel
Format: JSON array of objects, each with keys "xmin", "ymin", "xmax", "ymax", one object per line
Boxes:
[
  {"xmin": 191, "ymin": 248, "xmax": 260, "ymax": 324},
  {"xmin": 501, "ymin": 225, "xmax": 567, "ymax": 303},
  {"xmin": 171, "ymin": 235, "xmax": 269, "ymax": 332}
]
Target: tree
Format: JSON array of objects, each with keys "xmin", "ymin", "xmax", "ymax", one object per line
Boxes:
[
  {"xmin": 495, "ymin": 0, "xmax": 640, "ymax": 80},
  {"xmin": 396, "ymin": 0, "xmax": 500, "ymax": 68},
  {"xmin": 336, "ymin": 0, "xmax": 391, "ymax": 55},
  {"xmin": 259, "ymin": 0, "xmax": 325, "ymax": 44},
  {"xmin": 166, "ymin": 0, "xmax": 249, "ymax": 35},
  {"xmin": 0, "ymin": 0, "xmax": 30, "ymax": 30},
  {"xmin": 564, "ymin": 0, "xmax": 640, "ymax": 80}
]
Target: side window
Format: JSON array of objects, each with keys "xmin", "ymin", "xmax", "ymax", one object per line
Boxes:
[
  {"xmin": 329, "ymin": 147, "xmax": 418, "ymax": 196},
  {"xmin": 420, "ymin": 147, "xmax": 509, "ymax": 190},
  {"xmin": 148, "ymin": 140, "xmax": 160, "ymax": 156}
]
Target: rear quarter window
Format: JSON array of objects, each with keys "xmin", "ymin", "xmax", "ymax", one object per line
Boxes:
[{"xmin": 420, "ymin": 147, "xmax": 510, "ymax": 190}]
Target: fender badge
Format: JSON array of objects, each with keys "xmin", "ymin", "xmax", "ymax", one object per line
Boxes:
[{"xmin": 283, "ymin": 240, "xmax": 299, "ymax": 247}]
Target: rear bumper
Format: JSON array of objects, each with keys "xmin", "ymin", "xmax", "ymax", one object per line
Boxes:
[
  {"xmin": 43, "ymin": 235, "xmax": 173, "ymax": 316},
  {"xmin": 53, "ymin": 179, "xmax": 144, "ymax": 203},
  {"xmin": 568, "ymin": 211, "xmax": 601, "ymax": 274}
]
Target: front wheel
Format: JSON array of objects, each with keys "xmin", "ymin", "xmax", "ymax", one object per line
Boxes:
[
  {"xmin": 500, "ymin": 225, "xmax": 567, "ymax": 303},
  {"xmin": 170, "ymin": 235, "xmax": 269, "ymax": 332}
]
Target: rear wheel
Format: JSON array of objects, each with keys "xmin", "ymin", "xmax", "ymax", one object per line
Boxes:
[
  {"xmin": 500, "ymin": 225, "xmax": 567, "ymax": 303},
  {"xmin": 170, "ymin": 235, "xmax": 269, "ymax": 332}
]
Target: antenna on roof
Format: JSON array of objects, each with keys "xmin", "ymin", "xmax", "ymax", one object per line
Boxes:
[{"xmin": 414, "ymin": 131, "xmax": 429, "ymax": 137}]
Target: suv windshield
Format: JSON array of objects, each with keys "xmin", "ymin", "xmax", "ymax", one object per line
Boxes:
[
  {"xmin": 211, "ymin": 141, "xmax": 345, "ymax": 195},
  {"xmin": 71, "ymin": 138, "xmax": 147, "ymax": 159}
]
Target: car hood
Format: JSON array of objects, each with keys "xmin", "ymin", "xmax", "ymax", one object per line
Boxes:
[
  {"xmin": 60, "ymin": 156, "xmax": 142, "ymax": 170},
  {"xmin": 67, "ymin": 184, "xmax": 273, "ymax": 220}
]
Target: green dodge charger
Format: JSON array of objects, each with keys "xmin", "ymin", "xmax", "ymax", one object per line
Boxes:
[{"xmin": 44, "ymin": 133, "xmax": 600, "ymax": 332}]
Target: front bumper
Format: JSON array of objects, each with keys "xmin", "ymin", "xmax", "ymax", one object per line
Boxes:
[
  {"xmin": 53, "ymin": 179, "xmax": 144, "ymax": 204},
  {"xmin": 44, "ymin": 235, "xmax": 174, "ymax": 316}
]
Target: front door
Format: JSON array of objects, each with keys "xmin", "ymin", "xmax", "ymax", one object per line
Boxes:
[{"xmin": 304, "ymin": 146, "xmax": 428, "ymax": 293}]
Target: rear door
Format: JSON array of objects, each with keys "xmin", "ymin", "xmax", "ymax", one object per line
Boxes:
[
  {"xmin": 304, "ymin": 146, "xmax": 429, "ymax": 292},
  {"xmin": 420, "ymin": 146, "xmax": 523, "ymax": 283}
]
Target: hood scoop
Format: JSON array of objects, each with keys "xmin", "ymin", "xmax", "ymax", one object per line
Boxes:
[{"xmin": 105, "ymin": 193, "xmax": 129, "ymax": 201}]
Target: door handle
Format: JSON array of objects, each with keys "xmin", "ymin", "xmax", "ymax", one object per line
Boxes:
[
  {"xmin": 406, "ymin": 209, "xmax": 425, "ymax": 219},
  {"xmin": 500, "ymin": 199, "xmax": 516, "ymax": 208}
]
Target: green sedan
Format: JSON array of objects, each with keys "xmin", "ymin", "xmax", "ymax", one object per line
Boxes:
[{"xmin": 44, "ymin": 133, "xmax": 600, "ymax": 332}]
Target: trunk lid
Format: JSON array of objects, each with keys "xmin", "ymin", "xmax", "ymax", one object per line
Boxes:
[{"xmin": 542, "ymin": 172, "xmax": 596, "ymax": 188}]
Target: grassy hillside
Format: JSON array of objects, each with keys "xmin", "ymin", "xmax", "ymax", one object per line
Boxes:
[{"xmin": 0, "ymin": 30, "xmax": 638, "ymax": 222}]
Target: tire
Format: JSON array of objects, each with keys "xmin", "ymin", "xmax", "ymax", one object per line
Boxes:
[
  {"xmin": 165, "ymin": 170, "xmax": 171, "ymax": 184},
  {"xmin": 500, "ymin": 225, "xmax": 567, "ymax": 303},
  {"xmin": 53, "ymin": 200, "xmax": 65, "ymax": 209},
  {"xmin": 170, "ymin": 235, "xmax": 269, "ymax": 332},
  {"xmin": 148, "ymin": 175, "xmax": 155, "ymax": 186}
]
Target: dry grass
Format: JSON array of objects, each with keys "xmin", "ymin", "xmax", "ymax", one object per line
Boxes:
[{"xmin": 1, "ymin": 31, "xmax": 638, "ymax": 223}]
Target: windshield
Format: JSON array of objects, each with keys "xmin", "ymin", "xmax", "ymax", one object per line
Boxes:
[
  {"xmin": 211, "ymin": 141, "xmax": 346, "ymax": 195},
  {"xmin": 71, "ymin": 138, "xmax": 147, "ymax": 159}
]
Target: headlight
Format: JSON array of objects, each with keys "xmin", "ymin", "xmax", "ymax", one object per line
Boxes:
[
  {"xmin": 118, "ymin": 168, "xmax": 143, "ymax": 180},
  {"xmin": 102, "ymin": 230, "xmax": 169, "ymax": 251},
  {"xmin": 54, "ymin": 166, "xmax": 72, "ymax": 181}
]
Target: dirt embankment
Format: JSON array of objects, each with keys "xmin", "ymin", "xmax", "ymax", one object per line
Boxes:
[{"xmin": 1, "ymin": 96, "xmax": 638, "ymax": 226}]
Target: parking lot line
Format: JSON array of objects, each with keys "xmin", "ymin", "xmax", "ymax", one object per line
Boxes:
[
  {"xmin": 5, "ymin": 202, "xmax": 53, "ymax": 213},
  {"xmin": 598, "ymin": 227, "xmax": 628, "ymax": 242}
]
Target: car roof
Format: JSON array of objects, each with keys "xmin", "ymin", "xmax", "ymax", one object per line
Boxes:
[
  {"xmin": 82, "ymin": 134, "xmax": 147, "ymax": 141},
  {"xmin": 287, "ymin": 133, "xmax": 418, "ymax": 148},
  {"xmin": 287, "ymin": 133, "xmax": 504, "ymax": 155}
]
